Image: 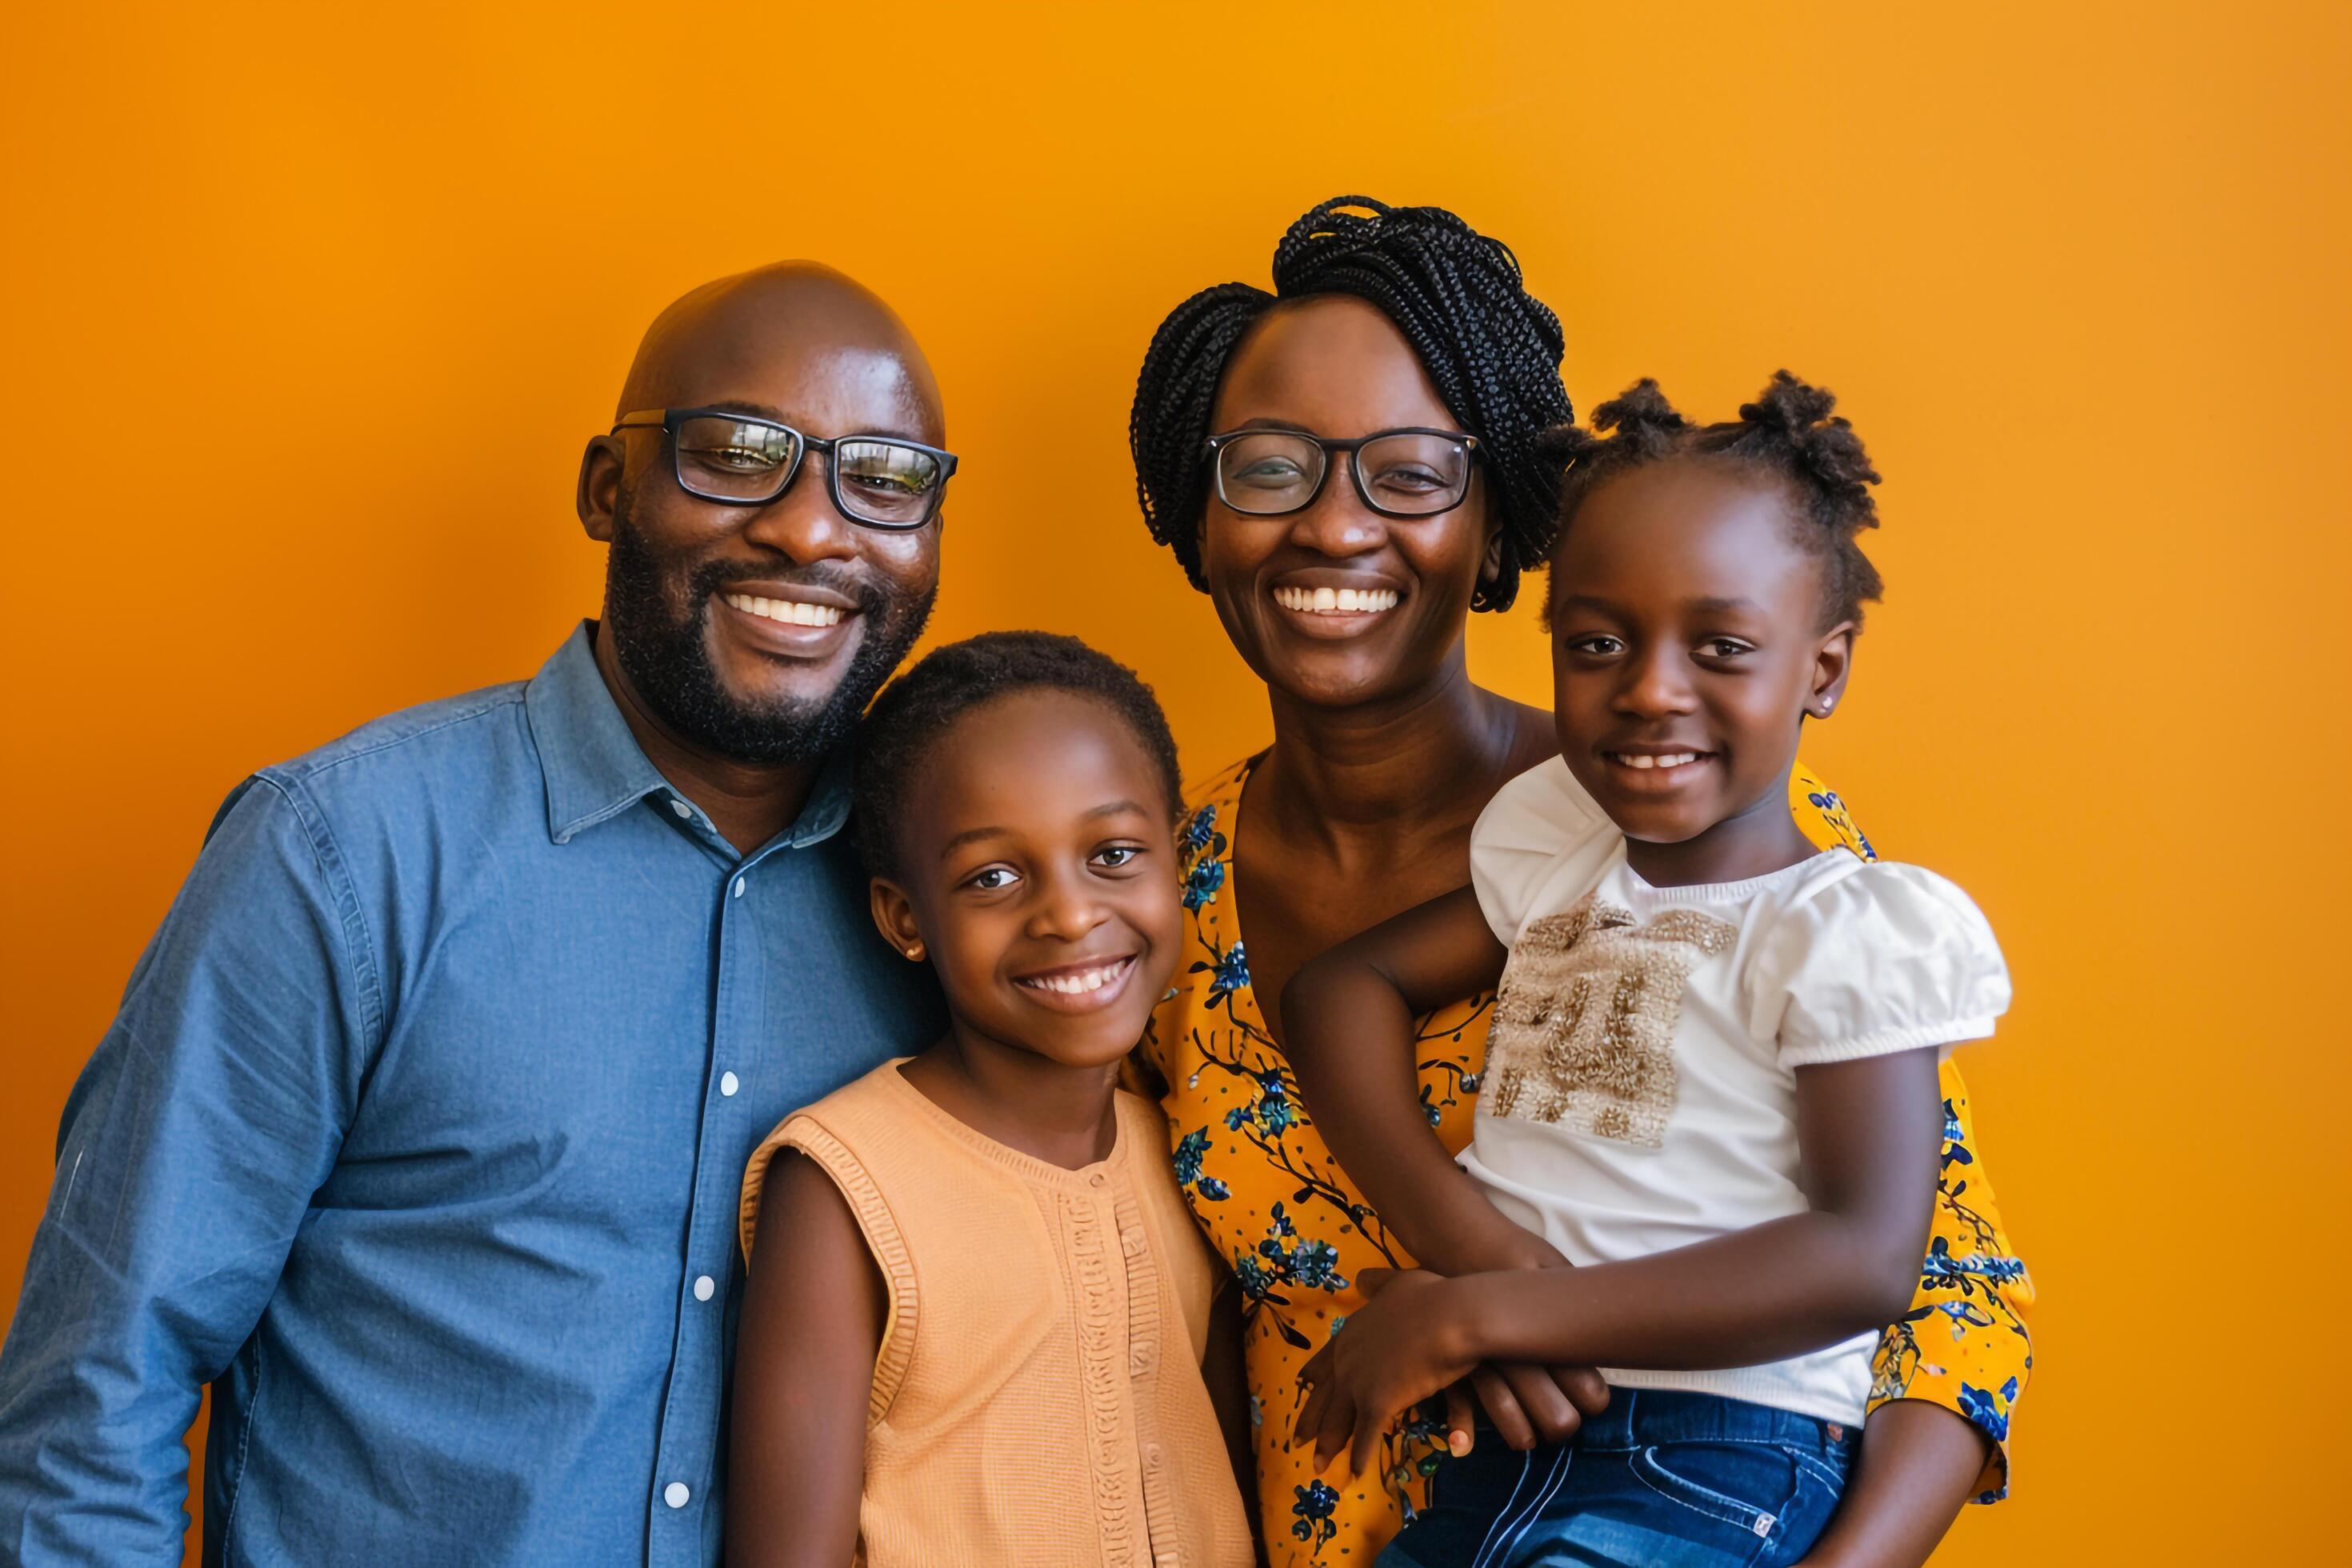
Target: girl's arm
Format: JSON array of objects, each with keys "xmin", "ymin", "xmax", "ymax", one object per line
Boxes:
[
  {"xmin": 1280, "ymin": 886, "xmax": 1542, "ymax": 1276},
  {"xmin": 1282, "ymin": 886, "xmax": 1610, "ymax": 1447},
  {"xmin": 1298, "ymin": 1047, "xmax": 1942, "ymax": 1476},
  {"xmin": 726, "ymin": 1151, "xmax": 884, "ymax": 1568}
]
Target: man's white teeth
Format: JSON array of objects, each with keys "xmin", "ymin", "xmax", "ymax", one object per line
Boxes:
[
  {"xmin": 725, "ymin": 593, "xmax": 843, "ymax": 628},
  {"xmin": 1614, "ymin": 752, "xmax": 1703, "ymax": 770},
  {"xmin": 1274, "ymin": 586, "xmax": 1400, "ymax": 614},
  {"xmin": 1021, "ymin": 958, "xmax": 1130, "ymax": 995}
]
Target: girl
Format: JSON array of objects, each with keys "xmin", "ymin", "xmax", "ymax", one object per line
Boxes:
[
  {"xmin": 1283, "ymin": 374, "xmax": 2014, "ymax": 1567},
  {"xmin": 727, "ymin": 632, "xmax": 1255, "ymax": 1567}
]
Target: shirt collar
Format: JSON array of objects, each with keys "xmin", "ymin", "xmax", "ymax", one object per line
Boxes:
[{"xmin": 523, "ymin": 621, "xmax": 858, "ymax": 854}]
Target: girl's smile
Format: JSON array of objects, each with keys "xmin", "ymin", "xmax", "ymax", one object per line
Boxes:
[{"xmin": 1011, "ymin": 951, "xmax": 1141, "ymax": 1011}]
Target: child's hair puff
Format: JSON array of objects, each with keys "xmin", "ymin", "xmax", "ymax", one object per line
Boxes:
[
  {"xmin": 853, "ymin": 631, "xmax": 1184, "ymax": 880},
  {"xmin": 1540, "ymin": 370, "xmax": 1886, "ymax": 630}
]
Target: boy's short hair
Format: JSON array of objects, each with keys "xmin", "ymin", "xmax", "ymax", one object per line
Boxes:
[{"xmin": 854, "ymin": 631, "xmax": 1183, "ymax": 881}]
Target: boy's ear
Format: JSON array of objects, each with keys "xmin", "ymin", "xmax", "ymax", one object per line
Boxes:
[
  {"xmin": 869, "ymin": 878, "xmax": 927, "ymax": 962},
  {"xmin": 1808, "ymin": 623, "xmax": 1858, "ymax": 719}
]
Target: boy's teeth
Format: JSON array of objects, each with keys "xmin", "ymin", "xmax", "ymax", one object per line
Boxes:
[
  {"xmin": 1273, "ymin": 586, "xmax": 1400, "ymax": 614},
  {"xmin": 1025, "ymin": 958, "xmax": 1128, "ymax": 994},
  {"xmin": 1617, "ymin": 752, "xmax": 1701, "ymax": 770},
  {"xmin": 725, "ymin": 593, "xmax": 844, "ymax": 627}
]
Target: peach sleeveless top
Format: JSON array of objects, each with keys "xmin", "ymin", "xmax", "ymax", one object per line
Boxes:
[{"xmin": 738, "ymin": 1061, "xmax": 1254, "ymax": 1568}]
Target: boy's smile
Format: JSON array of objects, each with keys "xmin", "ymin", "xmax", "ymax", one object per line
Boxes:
[
  {"xmin": 875, "ymin": 687, "xmax": 1182, "ymax": 1070},
  {"xmin": 1011, "ymin": 952, "xmax": 1142, "ymax": 1012}
]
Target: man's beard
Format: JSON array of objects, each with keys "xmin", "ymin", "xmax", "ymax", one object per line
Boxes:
[{"xmin": 602, "ymin": 508, "xmax": 934, "ymax": 766}]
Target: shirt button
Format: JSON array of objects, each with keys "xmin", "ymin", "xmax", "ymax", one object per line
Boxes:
[
  {"xmin": 663, "ymin": 1482, "xmax": 690, "ymax": 1509},
  {"xmin": 670, "ymin": 798, "xmax": 693, "ymax": 820},
  {"xmin": 694, "ymin": 1274, "xmax": 716, "ymax": 1302},
  {"xmin": 1142, "ymin": 1443, "xmax": 1163, "ymax": 1468},
  {"xmin": 1086, "ymin": 1172, "xmax": 1106, "ymax": 1188},
  {"xmin": 720, "ymin": 1072, "xmax": 740, "ymax": 1098},
  {"xmin": 732, "ymin": 878, "xmax": 746, "ymax": 898}
]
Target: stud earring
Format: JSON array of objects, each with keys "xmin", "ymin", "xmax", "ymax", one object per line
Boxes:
[{"xmin": 902, "ymin": 942, "xmax": 926, "ymax": 962}]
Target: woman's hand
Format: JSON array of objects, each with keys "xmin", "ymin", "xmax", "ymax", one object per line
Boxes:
[{"xmin": 1294, "ymin": 1268, "xmax": 1480, "ymax": 1479}]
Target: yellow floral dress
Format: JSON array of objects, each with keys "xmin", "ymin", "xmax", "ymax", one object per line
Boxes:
[{"xmin": 1141, "ymin": 754, "xmax": 2034, "ymax": 1565}]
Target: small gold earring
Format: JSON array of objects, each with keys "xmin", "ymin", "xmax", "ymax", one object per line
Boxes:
[{"xmin": 903, "ymin": 942, "xmax": 925, "ymax": 962}]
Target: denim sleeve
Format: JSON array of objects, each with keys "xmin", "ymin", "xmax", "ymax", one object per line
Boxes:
[{"xmin": 0, "ymin": 773, "xmax": 378, "ymax": 1562}]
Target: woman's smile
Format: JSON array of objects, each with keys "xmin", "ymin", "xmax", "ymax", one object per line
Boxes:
[{"xmin": 1266, "ymin": 570, "xmax": 1409, "ymax": 639}]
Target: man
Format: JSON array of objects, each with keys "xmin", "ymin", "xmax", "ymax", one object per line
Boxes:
[{"xmin": 0, "ymin": 263, "xmax": 950, "ymax": 1564}]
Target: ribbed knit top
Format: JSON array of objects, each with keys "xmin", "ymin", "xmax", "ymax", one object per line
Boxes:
[{"xmin": 738, "ymin": 1060, "xmax": 1254, "ymax": 1567}]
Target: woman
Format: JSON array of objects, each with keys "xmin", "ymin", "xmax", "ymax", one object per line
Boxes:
[{"xmin": 1130, "ymin": 197, "xmax": 2032, "ymax": 1567}]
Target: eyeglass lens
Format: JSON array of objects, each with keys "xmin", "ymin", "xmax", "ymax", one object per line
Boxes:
[
  {"xmin": 1216, "ymin": 431, "xmax": 1471, "ymax": 516},
  {"xmin": 670, "ymin": 415, "xmax": 944, "ymax": 524}
]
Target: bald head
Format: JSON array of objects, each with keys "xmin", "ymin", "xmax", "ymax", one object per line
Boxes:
[{"xmin": 617, "ymin": 262, "xmax": 944, "ymax": 443}]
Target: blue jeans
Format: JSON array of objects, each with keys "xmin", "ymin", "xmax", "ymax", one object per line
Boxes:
[{"xmin": 1376, "ymin": 1387, "xmax": 1855, "ymax": 1568}]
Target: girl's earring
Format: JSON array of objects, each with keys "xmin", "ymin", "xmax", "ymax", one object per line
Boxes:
[
  {"xmin": 1813, "ymin": 697, "xmax": 1837, "ymax": 718},
  {"xmin": 902, "ymin": 942, "xmax": 926, "ymax": 962}
]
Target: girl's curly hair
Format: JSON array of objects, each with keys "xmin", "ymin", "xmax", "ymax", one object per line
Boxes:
[{"xmin": 1538, "ymin": 370, "xmax": 1886, "ymax": 629}]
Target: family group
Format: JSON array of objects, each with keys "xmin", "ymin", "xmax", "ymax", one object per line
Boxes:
[{"xmin": 0, "ymin": 196, "xmax": 2032, "ymax": 1568}]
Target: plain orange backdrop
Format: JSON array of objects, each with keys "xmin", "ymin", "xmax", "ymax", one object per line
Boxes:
[{"xmin": 3, "ymin": 2, "xmax": 2346, "ymax": 1561}]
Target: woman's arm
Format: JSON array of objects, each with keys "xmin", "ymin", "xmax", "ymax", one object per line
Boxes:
[
  {"xmin": 1298, "ymin": 1048, "xmax": 1943, "ymax": 1476},
  {"xmin": 1798, "ymin": 1059, "xmax": 2034, "ymax": 1564},
  {"xmin": 726, "ymin": 1151, "xmax": 885, "ymax": 1568},
  {"xmin": 1794, "ymin": 1399, "xmax": 1992, "ymax": 1568}
]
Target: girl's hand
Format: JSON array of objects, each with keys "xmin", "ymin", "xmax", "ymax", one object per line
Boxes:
[{"xmin": 1293, "ymin": 1268, "xmax": 1478, "ymax": 1478}]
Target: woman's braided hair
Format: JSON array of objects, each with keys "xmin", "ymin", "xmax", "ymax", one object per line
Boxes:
[
  {"xmin": 1538, "ymin": 371, "xmax": 1886, "ymax": 630},
  {"xmin": 1130, "ymin": 196, "xmax": 1571, "ymax": 612}
]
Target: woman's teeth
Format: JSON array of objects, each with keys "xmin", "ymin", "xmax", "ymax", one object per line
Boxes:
[
  {"xmin": 1274, "ymin": 586, "xmax": 1400, "ymax": 614},
  {"xmin": 725, "ymin": 593, "xmax": 843, "ymax": 628},
  {"xmin": 1610, "ymin": 752, "xmax": 1706, "ymax": 770},
  {"xmin": 1018, "ymin": 958, "xmax": 1131, "ymax": 995}
]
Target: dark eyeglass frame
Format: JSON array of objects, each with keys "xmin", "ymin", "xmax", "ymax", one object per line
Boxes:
[
  {"xmin": 610, "ymin": 406, "xmax": 958, "ymax": 530},
  {"xmin": 1202, "ymin": 426, "xmax": 1482, "ymax": 520}
]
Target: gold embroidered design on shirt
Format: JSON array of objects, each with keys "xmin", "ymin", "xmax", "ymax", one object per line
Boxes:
[{"xmin": 1484, "ymin": 896, "xmax": 1737, "ymax": 1146}]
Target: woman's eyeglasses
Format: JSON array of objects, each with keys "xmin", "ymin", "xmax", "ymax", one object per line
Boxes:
[
  {"xmin": 1203, "ymin": 427, "xmax": 1480, "ymax": 519},
  {"xmin": 611, "ymin": 408, "xmax": 958, "ymax": 530}
]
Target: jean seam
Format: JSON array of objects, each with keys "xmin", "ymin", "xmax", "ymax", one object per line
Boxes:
[{"xmin": 1631, "ymin": 1446, "xmax": 1773, "ymax": 1532}]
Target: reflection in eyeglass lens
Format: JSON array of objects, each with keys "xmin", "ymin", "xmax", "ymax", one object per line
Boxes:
[
  {"xmin": 835, "ymin": 440, "xmax": 942, "ymax": 522},
  {"xmin": 676, "ymin": 418, "xmax": 798, "ymax": 497}
]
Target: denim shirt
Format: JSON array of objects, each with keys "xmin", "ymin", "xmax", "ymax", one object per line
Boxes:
[{"xmin": 0, "ymin": 624, "xmax": 945, "ymax": 1566}]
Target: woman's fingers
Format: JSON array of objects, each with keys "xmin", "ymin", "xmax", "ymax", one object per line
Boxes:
[
  {"xmin": 1294, "ymin": 1369, "xmax": 1332, "ymax": 1451},
  {"xmin": 1468, "ymin": 1364, "xmax": 1535, "ymax": 1450},
  {"xmin": 1312, "ymin": 1385, "xmax": 1358, "ymax": 1474},
  {"xmin": 1350, "ymin": 1402, "xmax": 1387, "ymax": 1481},
  {"xmin": 1500, "ymin": 1361, "xmax": 1582, "ymax": 1444},
  {"xmin": 1443, "ymin": 1382, "xmax": 1476, "ymax": 1457}
]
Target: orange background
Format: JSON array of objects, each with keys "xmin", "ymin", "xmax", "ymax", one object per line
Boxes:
[{"xmin": 4, "ymin": 3, "xmax": 2345, "ymax": 1560}]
